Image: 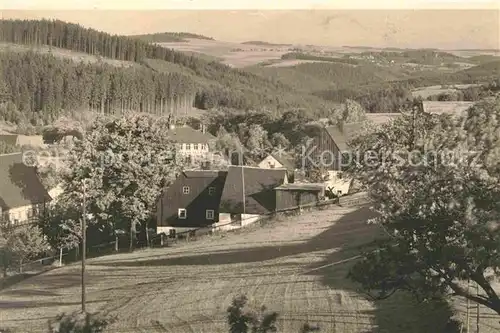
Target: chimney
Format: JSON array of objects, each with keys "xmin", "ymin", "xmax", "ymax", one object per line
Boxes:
[{"xmin": 201, "ymin": 124, "xmax": 206, "ymax": 134}]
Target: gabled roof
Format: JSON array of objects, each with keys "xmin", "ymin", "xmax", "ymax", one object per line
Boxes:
[
  {"xmin": 269, "ymin": 153, "xmax": 295, "ymax": 171},
  {"xmin": 0, "ymin": 153, "xmax": 52, "ymax": 210},
  {"xmin": 421, "ymin": 101, "xmax": 475, "ymax": 116},
  {"xmin": 167, "ymin": 126, "xmax": 215, "ymax": 144},
  {"xmin": 220, "ymin": 166, "xmax": 287, "ymax": 215},
  {"xmin": 275, "ymin": 183, "xmax": 324, "ymax": 191},
  {"xmin": 325, "ymin": 122, "xmax": 364, "ymax": 151}
]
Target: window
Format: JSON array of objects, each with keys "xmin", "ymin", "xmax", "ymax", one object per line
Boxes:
[
  {"xmin": 194, "ymin": 144, "xmax": 199, "ymax": 150},
  {"xmin": 208, "ymin": 187, "xmax": 216, "ymax": 195},
  {"xmin": 206, "ymin": 210, "xmax": 214, "ymax": 220},
  {"xmin": 178, "ymin": 208, "xmax": 187, "ymax": 219},
  {"xmin": 187, "ymin": 144, "xmax": 192, "ymax": 150},
  {"xmin": 182, "ymin": 186, "xmax": 190, "ymax": 194},
  {"xmin": 338, "ymin": 172, "xmax": 343, "ymax": 179}
]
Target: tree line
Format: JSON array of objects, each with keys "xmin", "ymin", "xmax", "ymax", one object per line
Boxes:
[{"xmin": 0, "ymin": 51, "xmax": 197, "ymax": 125}]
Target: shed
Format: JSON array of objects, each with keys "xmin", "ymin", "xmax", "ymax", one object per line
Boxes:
[{"xmin": 274, "ymin": 183, "xmax": 324, "ymax": 211}]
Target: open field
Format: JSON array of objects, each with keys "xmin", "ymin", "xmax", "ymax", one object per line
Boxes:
[{"xmin": 2, "ymin": 204, "xmax": 494, "ymax": 333}]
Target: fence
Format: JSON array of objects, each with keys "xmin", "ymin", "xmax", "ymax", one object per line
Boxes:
[{"xmin": 167, "ymin": 192, "xmax": 369, "ymax": 240}]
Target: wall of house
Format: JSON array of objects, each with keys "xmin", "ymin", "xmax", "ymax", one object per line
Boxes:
[
  {"xmin": 275, "ymin": 190, "xmax": 319, "ymax": 211},
  {"xmin": 258, "ymin": 156, "xmax": 283, "ymax": 169},
  {"xmin": 307, "ymin": 127, "xmax": 341, "ymax": 171},
  {"xmin": 157, "ymin": 173, "xmax": 226, "ymax": 229},
  {"xmin": 6, "ymin": 204, "xmax": 37, "ymax": 223}
]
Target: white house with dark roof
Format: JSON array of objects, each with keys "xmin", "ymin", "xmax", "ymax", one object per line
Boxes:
[
  {"xmin": 167, "ymin": 124, "xmax": 216, "ymax": 163},
  {"xmin": 0, "ymin": 153, "xmax": 52, "ymax": 224}
]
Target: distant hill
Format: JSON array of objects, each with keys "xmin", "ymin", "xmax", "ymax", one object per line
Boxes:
[
  {"xmin": 241, "ymin": 40, "xmax": 292, "ymax": 47},
  {"xmin": 130, "ymin": 32, "xmax": 215, "ymax": 43},
  {"xmin": 0, "ymin": 19, "xmax": 342, "ymax": 126}
]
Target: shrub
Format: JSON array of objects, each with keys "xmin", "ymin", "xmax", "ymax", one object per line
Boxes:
[{"xmin": 47, "ymin": 312, "xmax": 115, "ymax": 333}]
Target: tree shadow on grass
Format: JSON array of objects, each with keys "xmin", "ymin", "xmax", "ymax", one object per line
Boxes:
[{"xmin": 304, "ymin": 207, "xmax": 459, "ymax": 333}]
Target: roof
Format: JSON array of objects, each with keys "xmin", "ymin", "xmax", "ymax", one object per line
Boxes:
[
  {"xmin": 325, "ymin": 122, "xmax": 364, "ymax": 151},
  {"xmin": 0, "ymin": 134, "xmax": 18, "ymax": 146},
  {"xmin": 421, "ymin": 101, "xmax": 475, "ymax": 116},
  {"xmin": 269, "ymin": 153, "xmax": 295, "ymax": 171},
  {"xmin": 275, "ymin": 183, "xmax": 324, "ymax": 191},
  {"xmin": 167, "ymin": 126, "xmax": 215, "ymax": 144},
  {"xmin": 183, "ymin": 170, "xmax": 227, "ymax": 178},
  {"xmin": 0, "ymin": 153, "xmax": 52, "ymax": 210},
  {"xmin": 366, "ymin": 113, "xmax": 401, "ymax": 125},
  {"xmin": 220, "ymin": 166, "xmax": 287, "ymax": 214}
]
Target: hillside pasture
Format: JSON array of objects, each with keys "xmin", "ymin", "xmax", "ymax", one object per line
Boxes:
[
  {"xmin": 265, "ymin": 59, "xmax": 334, "ymax": 67},
  {"xmin": 159, "ymin": 39, "xmax": 290, "ymax": 68},
  {"xmin": 0, "ymin": 204, "xmax": 468, "ymax": 333}
]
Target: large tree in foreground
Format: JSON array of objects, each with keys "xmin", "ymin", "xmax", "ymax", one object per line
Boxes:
[
  {"xmin": 347, "ymin": 98, "xmax": 500, "ymax": 315},
  {"xmin": 61, "ymin": 113, "xmax": 182, "ymax": 250}
]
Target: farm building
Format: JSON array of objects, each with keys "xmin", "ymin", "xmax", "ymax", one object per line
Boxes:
[
  {"xmin": 274, "ymin": 183, "xmax": 324, "ymax": 211},
  {"xmin": 156, "ymin": 170, "xmax": 227, "ymax": 234},
  {"xmin": 258, "ymin": 152, "xmax": 295, "ymax": 181},
  {"xmin": 218, "ymin": 166, "xmax": 288, "ymax": 227},
  {"xmin": 167, "ymin": 124, "xmax": 216, "ymax": 165},
  {"xmin": 304, "ymin": 122, "xmax": 364, "ymax": 172},
  {"xmin": 0, "ymin": 134, "xmax": 46, "ymax": 148},
  {"xmin": 156, "ymin": 166, "xmax": 334, "ymax": 235},
  {"xmin": 0, "ymin": 153, "xmax": 52, "ymax": 224}
]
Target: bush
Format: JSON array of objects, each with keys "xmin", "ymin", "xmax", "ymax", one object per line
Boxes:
[
  {"xmin": 227, "ymin": 295, "xmax": 320, "ymax": 333},
  {"xmin": 47, "ymin": 312, "xmax": 115, "ymax": 333}
]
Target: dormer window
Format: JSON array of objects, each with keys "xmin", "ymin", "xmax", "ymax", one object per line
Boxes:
[
  {"xmin": 182, "ymin": 186, "xmax": 190, "ymax": 194},
  {"xmin": 208, "ymin": 187, "xmax": 216, "ymax": 195}
]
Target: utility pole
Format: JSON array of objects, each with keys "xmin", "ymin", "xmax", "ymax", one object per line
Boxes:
[
  {"xmin": 466, "ymin": 280, "xmax": 470, "ymax": 333},
  {"xmin": 81, "ymin": 180, "xmax": 87, "ymax": 313},
  {"xmin": 476, "ymin": 283, "xmax": 480, "ymax": 333},
  {"xmin": 241, "ymin": 165, "xmax": 246, "ymax": 215}
]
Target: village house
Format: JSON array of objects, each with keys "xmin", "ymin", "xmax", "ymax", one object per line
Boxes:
[
  {"xmin": 274, "ymin": 183, "xmax": 325, "ymax": 212},
  {"xmin": 166, "ymin": 124, "xmax": 216, "ymax": 165},
  {"xmin": 155, "ymin": 165, "xmax": 333, "ymax": 235},
  {"xmin": 0, "ymin": 153, "xmax": 52, "ymax": 224},
  {"xmin": 156, "ymin": 170, "xmax": 228, "ymax": 235},
  {"xmin": 0, "ymin": 134, "xmax": 46, "ymax": 148}
]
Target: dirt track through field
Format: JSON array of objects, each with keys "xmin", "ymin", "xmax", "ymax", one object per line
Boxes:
[{"xmin": 0, "ymin": 205, "xmax": 383, "ymax": 332}]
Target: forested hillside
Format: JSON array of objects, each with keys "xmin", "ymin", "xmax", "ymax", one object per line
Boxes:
[
  {"xmin": 0, "ymin": 52, "xmax": 197, "ymax": 125},
  {"xmin": 0, "ymin": 19, "xmax": 338, "ymax": 125}
]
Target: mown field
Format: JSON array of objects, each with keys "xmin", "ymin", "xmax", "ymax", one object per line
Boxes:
[{"xmin": 2, "ymin": 204, "xmax": 496, "ymax": 333}]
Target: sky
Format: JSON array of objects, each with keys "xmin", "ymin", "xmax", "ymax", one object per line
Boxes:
[{"xmin": 1, "ymin": 1, "xmax": 499, "ymax": 49}]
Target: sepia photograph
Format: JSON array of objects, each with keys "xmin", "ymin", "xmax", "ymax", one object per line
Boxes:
[{"xmin": 0, "ymin": 1, "xmax": 499, "ymax": 332}]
